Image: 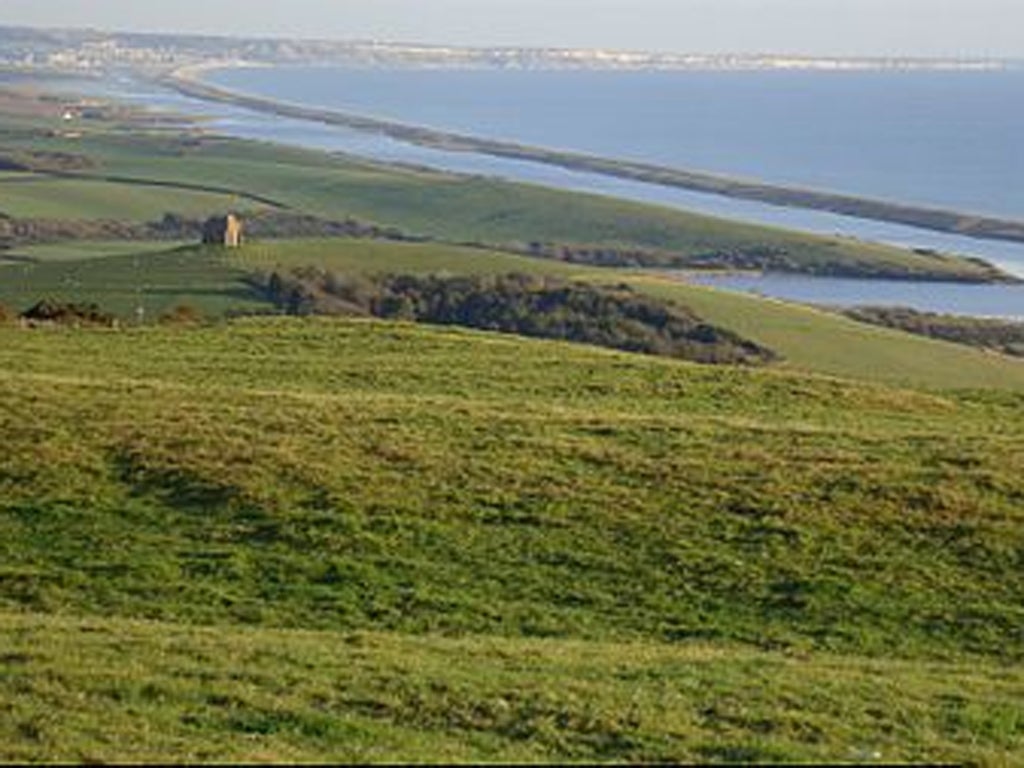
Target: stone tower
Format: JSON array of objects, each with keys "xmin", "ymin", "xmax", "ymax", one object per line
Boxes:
[{"xmin": 201, "ymin": 213, "xmax": 243, "ymax": 247}]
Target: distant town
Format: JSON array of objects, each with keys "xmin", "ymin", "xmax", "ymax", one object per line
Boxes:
[{"xmin": 0, "ymin": 24, "xmax": 1013, "ymax": 76}]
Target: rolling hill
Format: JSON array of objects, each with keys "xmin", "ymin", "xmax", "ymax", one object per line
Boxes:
[{"xmin": 0, "ymin": 318, "xmax": 1022, "ymax": 762}]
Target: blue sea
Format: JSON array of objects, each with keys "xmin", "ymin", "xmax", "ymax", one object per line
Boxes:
[{"xmin": 209, "ymin": 67, "xmax": 1024, "ymax": 220}]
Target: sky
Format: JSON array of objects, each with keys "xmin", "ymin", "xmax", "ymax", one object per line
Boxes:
[{"xmin": 2, "ymin": 0, "xmax": 1022, "ymax": 59}]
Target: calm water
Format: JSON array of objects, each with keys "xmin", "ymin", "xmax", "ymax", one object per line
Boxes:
[
  {"xmin": 210, "ymin": 67, "xmax": 1024, "ymax": 221},
  {"xmin": 684, "ymin": 273, "xmax": 1024, "ymax": 319}
]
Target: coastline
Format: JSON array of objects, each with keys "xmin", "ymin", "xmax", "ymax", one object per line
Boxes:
[
  {"xmin": 6, "ymin": 67, "xmax": 1019, "ymax": 286},
  {"xmin": 163, "ymin": 64, "xmax": 1024, "ymax": 250}
]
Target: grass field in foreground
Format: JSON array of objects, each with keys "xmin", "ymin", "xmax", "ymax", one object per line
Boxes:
[
  {"xmin": 0, "ymin": 318, "xmax": 1022, "ymax": 762},
  {"xmin": 1, "ymin": 318, "xmax": 1021, "ymax": 659},
  {"xmin": 2, "ymin": 611, "xmax": 1020, "ymax": 764}
]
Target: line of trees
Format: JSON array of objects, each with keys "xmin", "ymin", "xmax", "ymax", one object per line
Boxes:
[
  {"xmin": 254, "ymin": 268, "xmax": 777, "ymax": 365},
  {"xmin": 522, "ymin": 240, "xmax": 796, "ymax": 272},
  {"xmin": 843, "ymin": 306, "xmax": 1024, "ymax": 357}
]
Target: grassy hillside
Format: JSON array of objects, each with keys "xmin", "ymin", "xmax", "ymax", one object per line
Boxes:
[
  {"xmin": 0, "ymin": 245, "xmax": 264, "ymax": 319},
  {"xmin": 1, "ymin": 319, "xmax": 1021, "ymax": 656},
  {"xmin": 236, "ymin": 237, "xmax": 583, "ymax": 277},
  {"xmin": 3, "ymin": 611, "xmax": 1020, "ymax": 764},
  {"xmin": 631, "ymin": 276, "xmax": 1024, "ymax": 390},
  {"xmin": 0, "ymin": 240, "xmax": 579, "ymax": 320},
  {"xmin": 0, "ymin": 174, "xmax": 260, "ymax": 220},
  {"xmin": 3, "ymin": 237, "xmax": 1023, "ymax": 389},
  {"xmin": 238, "ymin": 241, "xmax": 1024, "ymax": 389},
  {"xmin": 0, "ymin": 318, "xmax": 1022, "ymax": 762},
  {"xmin": 841, "ymin": 306, "xmax": 1024, "ymax": 358},
  {"xmin": 2, "ymin": 238, "xmax": 187, "ymax": 263}
]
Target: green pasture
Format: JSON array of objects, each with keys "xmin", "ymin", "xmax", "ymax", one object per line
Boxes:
[
  {"xmin": 233, "ymin": 239, "xmax": 1024, "ymax": 389},
  {"xmin": 0, "ymin": 173, "xmax": 257, "ymax": 220},
  {"xmin": 0, "ymin": 318, "xmax": 1022, "ymax": 761},
  {"xmin": 0, "ymin": 318, "xmax": 1021, "ymax": 658},
  {"xmin": 2, "ymin": 611, "xmax": 1020, "ymax": 764},
  {"xmin": 631, "ymin": 275, "xmax": 1024, "ymax": 390},
  {"xmin": 0, "ymin": 246, "xmax": 263, "ymax": 319},
  {"xmin": 234, "ymin": 237, "xmax": 584, "ymax": 277},
  {"xmin": 2, "ymin": 239, "xmax": 188, "ymax": 263}
]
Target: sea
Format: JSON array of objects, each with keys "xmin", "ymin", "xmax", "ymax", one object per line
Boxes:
[{"xmin": 73, "ymin": 67, "xmax": 1024, "ymax": 317}]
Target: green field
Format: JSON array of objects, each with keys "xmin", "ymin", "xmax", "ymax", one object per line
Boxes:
[
  {"xmin": 3, "ymin": 239, "xmax": 187, "ymax": 263},
  {"xmin": 631, "ymin": 275, "xmax": 1024, "ymax": 389},
  {"xmin": 0, "ymin": 245, "xmax": 263, "ymax": 319},
  {"xmin": 235, "ymin": 240, "xmax": 1024, "ymax": 389},
  {"xmin": 0, "ymin": 239, "xmax": 581, "ymax": 321},
  {"xmin": 2, "ymin": 86, "xmax": 1023, "ymax": 764},
  {"xmin": 3, "ymin": 612, "xmax": 1020, "ymax": 764},
  {"xmin": 235, "ymin": 237, "xmax": 584, "ymax": 277},
  {"xmin": 0, "ymin": 174, "xmax": 258, "ymax": 220},
  {"xmin": 0, "ymin": 318, "xmax": 1022, "ymax": 762}
]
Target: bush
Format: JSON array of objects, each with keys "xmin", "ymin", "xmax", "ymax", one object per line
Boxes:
[
  {"xmin": 20, "ymin": 299, "xmax": 117, "ymax": 328},
  {"xmin": 159, "ymin": 304, "xmax": 205, "ymax": 326}
]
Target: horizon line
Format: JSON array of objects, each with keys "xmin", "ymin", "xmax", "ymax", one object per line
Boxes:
[{"xmin": 3, "ymin": 22, "xmax": 1021, "ymax": 64}]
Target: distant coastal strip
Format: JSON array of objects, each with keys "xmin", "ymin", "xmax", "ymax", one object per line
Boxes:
[{"xmin": 163, "ymin": 66, "xmax": 1024, "ymax": 247}]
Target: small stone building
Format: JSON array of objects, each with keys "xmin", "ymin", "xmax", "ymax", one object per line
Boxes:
[{"xmin": 201, "ymin": 213, "xmax": 243, "ymax": 247}]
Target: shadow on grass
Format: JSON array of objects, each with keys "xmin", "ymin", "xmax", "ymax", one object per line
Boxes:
[{"xmin": 113, "ymin": 450, "xmax": 241, "ymax": 510}]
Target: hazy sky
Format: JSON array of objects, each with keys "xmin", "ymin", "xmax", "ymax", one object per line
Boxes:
[{"xmin": 3, "ymin": 0, "xmax": 1022, "ymax": 58}]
